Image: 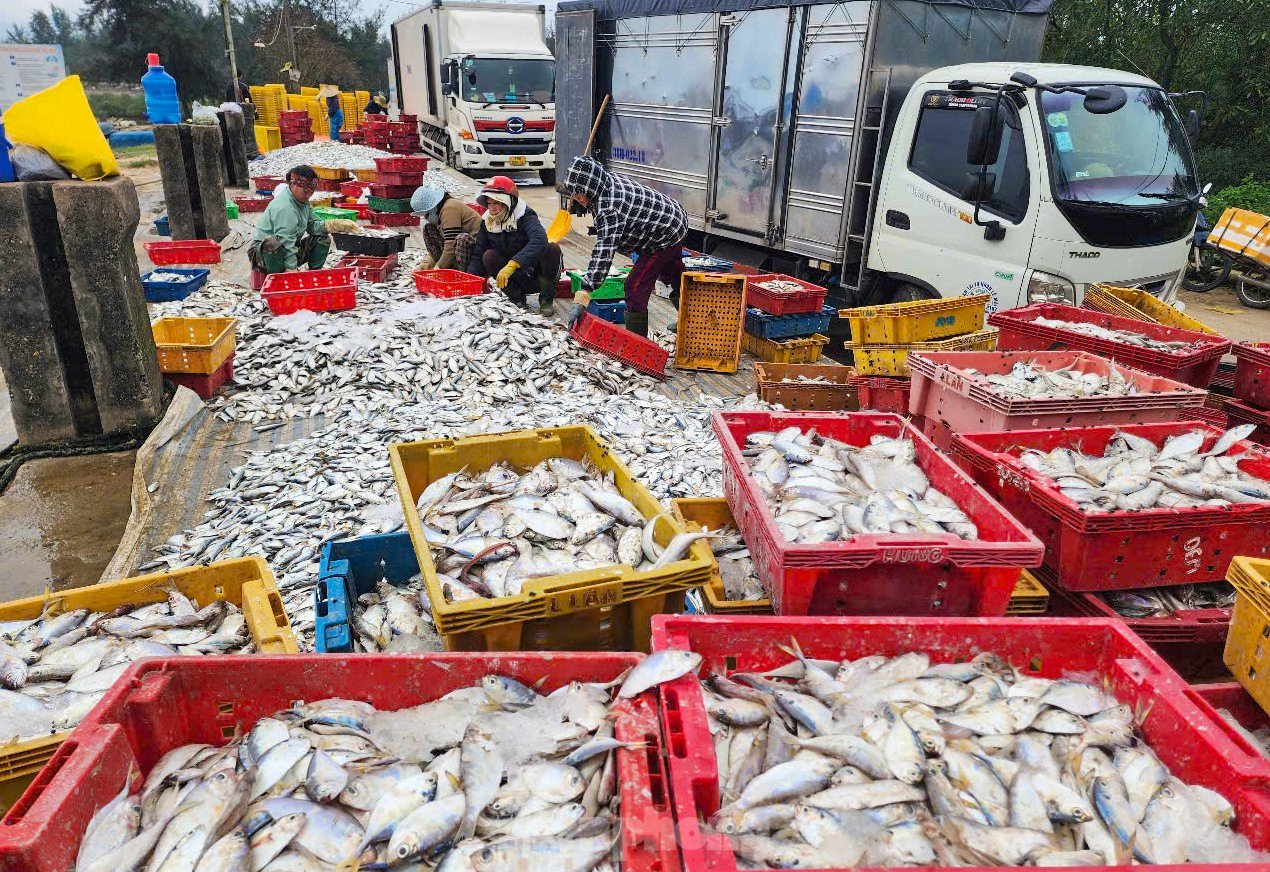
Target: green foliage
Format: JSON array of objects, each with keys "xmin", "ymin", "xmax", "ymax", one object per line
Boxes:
[
  {"xmin": 87, "ymin": 91, "xmax": 148, "ymax": 121},
  {"xmin": 1206, "ymin": 178, "xmax": 1270, "ymax": 223}
]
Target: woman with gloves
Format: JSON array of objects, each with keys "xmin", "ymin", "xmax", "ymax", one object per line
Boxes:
[
  {"xmin": 465, "ymin": 176, "xmax": 562, "ymax": 314},
  {"xmin": 250, "ymin": 165, "xmax": 358, "ymax": 274},
  {"xmin": 411, "ymin": 184, "xmax": 481, "ymax": 271}
]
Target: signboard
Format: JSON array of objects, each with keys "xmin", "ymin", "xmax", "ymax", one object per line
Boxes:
[{"xmin": 1, "ymin": 44, "xmax": 66, "ymax": 112}]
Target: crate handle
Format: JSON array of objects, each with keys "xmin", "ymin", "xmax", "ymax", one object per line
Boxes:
[{"xmin": 1, "ymin": 725, "xmax": 125, "ymax": 830}]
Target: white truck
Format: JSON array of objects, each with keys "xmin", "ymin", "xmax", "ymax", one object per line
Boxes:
[
  {"xmin": 390, "ymin": 1, "xmax": 557, "ymax": 183},
  {"xmin": 554, "ymin": 0, "xmax": 1204, "ymax": 314}
]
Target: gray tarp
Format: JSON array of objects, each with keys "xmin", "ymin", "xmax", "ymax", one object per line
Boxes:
[{"xmin": 558, "ymin": 0, "xmax": 1054, "ymax": 19}]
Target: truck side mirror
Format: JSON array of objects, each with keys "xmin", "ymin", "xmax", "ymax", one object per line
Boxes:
[
  {"xmin": 1083, "ymin": 85, "xmax": 1128, "ymax": 115},
  {"xmin": 1184, "ymin": 109, "xmax": 1201, "ymax": 142},
  {"xmin": 966, "ymin": 106, "xmax": 1002, "ymax": 167},
  {"xmin": 960, "ymin": 171, "xmax": 997, "ymax": 202}
]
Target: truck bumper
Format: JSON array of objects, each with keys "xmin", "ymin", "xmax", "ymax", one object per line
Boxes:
[{"xmin": 455, "ymin": 141, "xmax": 555, "ymax": 173}]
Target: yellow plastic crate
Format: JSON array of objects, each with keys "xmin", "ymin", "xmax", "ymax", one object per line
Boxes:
[
  {"xmin": 842, "ymin": 293, "xmax": 990, "ymax": 345},
  {"xmin": 1225, "ymin": 557, "xmax": 1270, "ymax": 713},
  {"xmin": 0, "ymin": 557, "xmax": 297, "ymax": 809},
  {"xmin": 152, "ymin": 316, "xmax": 236, "ymax": 375},
  {"xmin": 254, "ymin": 124, "xmax": 281, "ymax": 153},
  {"xmin": 846, "ymin": 327, "xmax": 998, "ymax": 376},
  {"xmin": 742, "ymin": 332, "xmax": 829, "ymax": 364},
  {"xmin": 1212, "ymin": 207, "xmax": 1270, "ymax": 269},
  {"xmin": 391, "ymin": 426, "xmax": 713, "ymax": 651},
  {"xmin": 1004, "ymin": 569, "xmax": 1050, "ymax": 616},
  {"xmin": 353, "ymin": 168, "xmax": 378, "ymax": 183},
  {"xmin": 675, "ymin": 272, "xmax": 748, "ymax": 373},
  {"xmin": 672, "ymin": 498, "xmax": 773, "ymax": 616},
  {"xmin": 313, "ymin": 165, "xmax": 352, "ymax": 181},
  {"xmin": 1086, "ymin": 283, "xmax": 1221, "ymax": 336}
]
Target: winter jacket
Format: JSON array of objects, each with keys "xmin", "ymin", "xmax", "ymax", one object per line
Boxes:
[
  {"xmin": 466, "ymin": 198, "xmax": 548, "ymax": 273},
  {"xmin": 431, "ymin": 194, "xmax": 482, "ymax": 270},
  {"xmin": 563, "ymin": 156, "xmax": 688, "ymax": 291},
  {"xmin": 253, "ymin": 184, "xmax": 327, "ymax": 270}
]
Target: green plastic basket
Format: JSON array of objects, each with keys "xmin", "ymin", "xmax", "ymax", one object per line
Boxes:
[
  {"xmin": 366, "ymin": 195, "xmax": 413, "ymax": 214},
  {"xmin": 568, "ymin": 268, "xmax": 630, "ymax": 301},
  {"xmin": 225, "ymin": 201, "xmax": 239, "ymax": 220},
  {"xmin": 312, "ymin": 206, "xmax": 359, "ymax": 222}
]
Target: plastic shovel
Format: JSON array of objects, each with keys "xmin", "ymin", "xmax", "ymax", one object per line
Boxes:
[{"xmin": 547, "ymin": 94, "xmax": 610, "ymax": 244}]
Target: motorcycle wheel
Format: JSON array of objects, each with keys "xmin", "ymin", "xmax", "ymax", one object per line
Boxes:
[
  {"xmin": 1235, "ymin": 269, "xmax": 1270, "ymax": 309},
  {"xmin": 1180, "ymin": 244, "xmax": 1231, "ymax": 293}
]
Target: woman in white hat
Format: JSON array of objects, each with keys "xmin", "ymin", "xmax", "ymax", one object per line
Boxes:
[{"xmin": 317, "ymin": 84, "xmax": 343, "ymax": 142}]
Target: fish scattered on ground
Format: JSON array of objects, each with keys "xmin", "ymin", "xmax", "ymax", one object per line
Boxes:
[
  {"xmin": 1015, "ymin": 425, "xmax": 1267, "ymax": 512},
  {"xmin": 1030, "ymin": 316, "xmax": 1206, "ymax": 353},
  {"xmin": 695, "ymin": 642, "xmax": 1266, "ymax": 867},
  {"xmin": 72, "ymin": 670, "xmax": 646, "ymax": 871},
  {"xmin": 1101, "ymin": 582, "xmax": 1235, "ymax": 618},
  {"xmin": 745, "ymin": 427, "xmax": 979, "ymax": 544},
  {"xmin": 964, "ymin": 360, "xmax": 1142, "ymax": 400}
]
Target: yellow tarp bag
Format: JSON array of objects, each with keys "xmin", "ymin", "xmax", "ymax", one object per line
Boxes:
[
  {"xmin": 1212, "ymin": 207, "xmax": 1270, "ymax": 268},
  {"xmin": 4, "ymin": 75, "xmax": 119, "ymax": 181}
]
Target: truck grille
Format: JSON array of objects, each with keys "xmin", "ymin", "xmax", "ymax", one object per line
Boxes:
[{"xmin": 481, "ymin": 138, "xmax": 551, "ymax": 155}]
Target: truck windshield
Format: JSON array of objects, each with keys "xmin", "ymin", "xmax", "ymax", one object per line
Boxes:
[
  {"xmin": 461, "ymin": 58, "xmax": 555, "ymax": 104},
  {"xmin": 1041, "ymin": 87, "xmax": 1197, "ymax": 206}
]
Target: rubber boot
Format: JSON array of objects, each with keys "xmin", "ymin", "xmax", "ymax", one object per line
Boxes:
[
  {"xmin": 537, "ymin": 276, "xmax": 555, "ymax": 315},
  {"xmin": 625, "ymin": 311, "xmax": 649, "ymax": 337}
]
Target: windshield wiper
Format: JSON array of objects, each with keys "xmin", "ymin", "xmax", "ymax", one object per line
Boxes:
[{"xmin": 1138, "ymin": 192, "xmax": 1193, "ymax": 202}]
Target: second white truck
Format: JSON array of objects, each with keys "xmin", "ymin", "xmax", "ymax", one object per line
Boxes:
[{"xmin": 391, "ymin": 1, "xmax": 557, "ymax": 182}]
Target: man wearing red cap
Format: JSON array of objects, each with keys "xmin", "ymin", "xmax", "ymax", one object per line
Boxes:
[{"xmin": 465, "ymin": 176, "xmax": 562, "ymax": 314}]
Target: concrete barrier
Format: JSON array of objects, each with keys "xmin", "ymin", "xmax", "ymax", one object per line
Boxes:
[{"xmin": 154, "ymin": 123, "xmax": 229, "ymax": 241}]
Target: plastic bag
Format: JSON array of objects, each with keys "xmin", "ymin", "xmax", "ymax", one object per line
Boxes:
[
  {"xmin": 191, "ymin": 101, "xmax": 219, "ymax": 124},
  {"xmin": 11, "ymin": 143, "xmax": 71, "ymax": 181},
  {"xmin": 4, "ymin": 75, "xmax": 118, "ymax": 180}
]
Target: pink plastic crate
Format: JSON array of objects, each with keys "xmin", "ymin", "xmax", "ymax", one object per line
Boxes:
[
  {"xmin": 713, "ymin": 411, "xmax": 1044, "ymax": 617},
  {"xmin": 569, "ymin": 312, "xmax": 669, "ymax": 379},
  {"xmin": 260, "ymin": 267, "xmax": 357, "ymax": 315},
  {"xmin": 413, "ymin": 268, "xmax": 485, "ymax": 298},
  {"xmin": 143, "ymin": 239, "xmax": 221, "ymax": 265},
  {"xmin": 854, "ymin": 376, "xmax": 910, "ymax": 413}
]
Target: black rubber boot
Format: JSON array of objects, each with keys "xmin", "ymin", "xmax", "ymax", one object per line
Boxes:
[
  {"xmin": 537, "ymin": 276, "xmax": 555, "ymax": 315},
  {"xmin": 625, "ymin": 311, "xmax": 649, "ymax": 337}
]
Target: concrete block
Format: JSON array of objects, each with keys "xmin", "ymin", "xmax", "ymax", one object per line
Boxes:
[
  {"xmin": 242, "ymin": 103, "xmax": 261, "ymax": 160},
  {"xmin": 218, "ymin": 110, "xmax": 250, "ymax": 188},
  {"xmin": 154, "ymin": 123, "xmax": 229, "ymax": 241},
  {"xmin": 190, "ymin": 125, "xmax": 229, "ymax": 241},
  {"xmin": 154, "ymin": 123, "xmax": 196, "ymax": 240}
]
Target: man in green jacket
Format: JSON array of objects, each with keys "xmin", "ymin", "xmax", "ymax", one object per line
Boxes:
[{"xmin": 250, "ymin": 165, "xmax": 359, "ymax": 274}]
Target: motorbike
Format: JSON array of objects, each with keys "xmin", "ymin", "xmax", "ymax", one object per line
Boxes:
[{"xmin": 1180, "ymin": 209, "xmax": 1232, "ymax": 293}]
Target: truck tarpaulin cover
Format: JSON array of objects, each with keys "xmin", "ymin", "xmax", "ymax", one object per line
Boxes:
[{"xmin": 558, "ymin": 0, "xmax": 1054, "ymax": 17}]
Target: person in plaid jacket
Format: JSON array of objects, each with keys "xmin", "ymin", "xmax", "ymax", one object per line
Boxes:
[{"xmin": 561, "ymin": 156, "xmax": 688, "ymax": 337}]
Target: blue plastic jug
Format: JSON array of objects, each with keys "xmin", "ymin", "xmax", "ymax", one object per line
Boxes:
[{"xmin": 141, "ymin": 52, "xmax": 181, "ymax": 124}]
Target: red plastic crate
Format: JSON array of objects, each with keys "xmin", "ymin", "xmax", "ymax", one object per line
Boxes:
[
  {"xmin": 951, "ymin": 421, "xmax": 1270, "ymax": 592},
  {"xmin": 316, "ymin": 178, "xmax": 343, "ymax": 192},
  {"xmin": 0, "ymin": 653, "xmax": 679, "ymax": 872},
  {"xmin": 570, "ymin": 312, "xmax": 670, "ymax": 379},
  {"xmin": 1225, "ymin": 397, "xmax": 1270, "ymax": 445},
  {"xmin": 251, "ymin": 174, "xmax": 283, "ymax": 192},
  {"xmin": 374, "ymin": 155, "xmax": 428, "ymax": 173},
  {"xmin": 413, "ymin": 268, "xmax": 485, "ymax": 297},
  {"xmin": 368, "ymin": 210, "xmax": 419, "ymax": 227},
  {"xmin": 339, "ymin": 180, "xmax": 363, "ymax": 199},
  {"xmin": 231, "ymin": 195, "xmax": 269, "ymax": 213},
  {"xmin": 143, "ymin": 239, "xmax": 221, "ymax": 265},
  {"xmin": 368, "ymin": 181, "xmax": 417, "ymax": 199},
  {"xmin": 376, "ymin": 170, "xmax": 426, "ymax": 186},
  {"xmin": 250, "ymin": 268, "xmax": 266, "ymax": 291},
  {"xmin": 1234, "ymin": 343, "xmax": 1270, "ymax": 410},
  {"xmin": 396, "ymin": 113, "xmax": 418, "ymax": 125},
  {"xmin": 1189, "ymin": 682, "xmax": 1270, "ymax": 760},
  {"xmin": 744, "ymin": 272, "xmax": 827, "ymax": 315},
  {"xmin": 648, "ymin": 613, "xmax": 1270, "ymax": 872},
  {"xmin": 557, "ymin": 274, "xmax": 574, "ymax": 299},
  {"xmin": 713, "ymin": 411, "xmax": 1044, "ymax": 617},
  {"xmin": 909, "ymin": 349, "xmax": 1207, "ymax": 450},
  {"xmin": 854, "ymin": 375, "xmax": 910, "ymax": 413},
  {"xmin": 338, "ymin": 254, "xmax": 398, "ymax": 283},
  {"xmin": 1185, "ymin": 402, "xmax": 1232, "ymax": 428},
  {"xmin": 989, "ymin": 302, "xmax": 1232, "ymax": 388},
  {"xmin": 335, "ymin": 199, "xmax": 372, "ymax": 221},
  {"xmin": 260, "ymin": 267, "xmax": 357, "ymax": 315},
  {"xmin": 165, "ymin": 352, "xmax": 233, "ymax": 400}
]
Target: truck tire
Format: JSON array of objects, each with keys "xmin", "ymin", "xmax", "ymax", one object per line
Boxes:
[
  {"xmin": 891, "ymin": 281, "xmax": 939, "ymax": 303},
  {"xmin": 539, "ymin": 169, "xmax": 556, "ymax": 186}
]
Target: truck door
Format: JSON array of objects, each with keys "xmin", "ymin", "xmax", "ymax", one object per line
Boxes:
[
  {"xmin": 872, "ymin": 92, "xmax": 1038, "ymax": 311},
  {"xmin": 707, "ymin": 8, "xmax": 796, "ymax": 242}
]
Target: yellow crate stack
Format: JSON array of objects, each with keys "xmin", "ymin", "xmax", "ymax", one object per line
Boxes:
[
  {"xmin": 355, "ymin": 90, "xmax": 370, "ymax": 127},
  {"xmin": 301, "ymin": 86, "xmax": 318, "ymax": 97},
  {"xmin": 249, "ymin": 83, "xmax": 288, "ymax": 127},
  {"xmin": 307, "ymin": 98, "xmax": 325, "ymax": 135},
  {"xmin": 339, "ymin": 92, "xmax": 358, "ymax": 132}
]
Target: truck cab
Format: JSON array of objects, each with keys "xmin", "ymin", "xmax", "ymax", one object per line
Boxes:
[{"xmin": 868, "ymin": 63, "xmax": 1201, "ymax": 311}]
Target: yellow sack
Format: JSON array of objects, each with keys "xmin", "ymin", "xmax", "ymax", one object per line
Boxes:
[{"xmin": 5, "ymin": 75, "xmax": 119, "ymax": 181}]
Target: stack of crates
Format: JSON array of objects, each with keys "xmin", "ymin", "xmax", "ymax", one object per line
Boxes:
[
  {"xmin": 388, "ymin": 119, "xmax": 420, "ymax": 154},
  {"xmin": 354, "ymin": 90, "xmax": 370, "ymax": 127},
  {"xmin": 842, "ymin": 293, "xmax": 996, "ymax": 377},
  {"xmin": 741, "ymin": 273, "xmax": 832, "ymax": 364},
  {"xmin": 278, "ymin": 109, "xmax": 312, "ymax": 146},
  {"xmin": 338, "ymin": 92, "xmax": 359, "ymax": 132},
  {"xmin": 1226, "ymin": 343, "xmax": 1270, "ymax": 444},
  {"xmin": 249, "ymin": 83, "xmax": 287, "ymax": 126}
]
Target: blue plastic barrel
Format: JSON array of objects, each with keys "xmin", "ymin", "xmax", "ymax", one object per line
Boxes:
[{"xmin": 141, "ymin": 52, "xmax": 181, "ymax": 124}]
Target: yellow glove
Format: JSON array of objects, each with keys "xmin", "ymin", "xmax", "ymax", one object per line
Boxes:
[
  {"xmin": 324, "ymin": 219, "xmax": 360, "ymax": 234},
  {"xmin": 572, "ymin": 289, "xmax": 592, "ymax": 308},
  {"xmin": 496, "ymin": 260, "xmax": 519, "ymax": 289}
]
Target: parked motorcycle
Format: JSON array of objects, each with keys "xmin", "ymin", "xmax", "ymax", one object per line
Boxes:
[{"xmin": 1181, "ymin": 209, "xmax": 1233, "ymax": 293}]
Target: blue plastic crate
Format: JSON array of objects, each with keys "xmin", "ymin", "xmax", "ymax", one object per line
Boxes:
[
  {"xmin": 315, "ymin": 531, "xmax": 420, "ymax": 653},
  {"xmin": 587, "ymin": 299, "xmax": 627, "ymax": 325},
  {"xmin": 681, "ymin": 250, "xmax": 733, "ymax": 272},
  {"xmin": 744, "ymin": 304, "xmax": 836, "ymax": 340},
  {"xmin": 154, "ymin": 215, "xmax": 170, "ymax": 236},
  {"xmin": 140, "ymin": 267, "xmax": 210, "ymax": 303}
]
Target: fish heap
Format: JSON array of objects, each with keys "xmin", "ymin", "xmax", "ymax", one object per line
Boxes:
[
  {"xmin": 965, "ymin": 360, "xmax": 1141, "ymax": 400},
  {"xmin": 0, "ymin": 591, "xmax": 255, "ymax": 743},
  {"xmin": 348, "ymin": 575, "xmax": 437, "ymax": 653},
  {"xmin": 771, "ymin": 375, "xmax": 836, "ymax": 386},
  {"xmin": 1017, "ymin": 425, "xmax": 1270, "ymax": 512},
  {"xmin": 712, "ymin": 532, "xmax": 766, "ymax": 602},
  {"xmin": 697, "ymin": 644, "xmax": 1264, "ymax": 866},
  {"xmin": 71, "ymin": 656, "xmax": 701, "ymax": 872},
  {"xmin": 415, "ymin": 458, "xmax": 716, "ymax": 603},
  {"xmin": 250, "ymin": 142, "xmax": 395, "ymax": 176},
  {"xmin": 751, "ymin": 278, "xmax": 810, "ymax": 295},
  {"xmin": 746, "ymin": 428, "xmax": 979, "ymax": 544},
  {"xmin": 683, "ymin": 256, "xmax": 726, "ymax": 271},
  {"xmin": 1031, "ymin": 316, "xmax": 1205, "ymax": 353},
  {"xmin": 1100, "ymin": 582, "xmax": 1236, "ymax": 618}
]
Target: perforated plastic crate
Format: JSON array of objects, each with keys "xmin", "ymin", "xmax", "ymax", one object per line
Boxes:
[
  {"xmin": 1234, "ymin": 342, "xmax": 1270, "ymax": 410},
  {"xmin": 139, "ymin": 267, "xmax": 208, "ymax": 303},
  {"xmin": 1084, "ymin": 283, "xmax": 1220, "ymax": 335},
  {"xmin": 744, "ymin": 273, "xmax": 827, "ymax": 315},
  {"xmin": 336, "ymin": 253, "xmax": 397, "ymax": 283},
  {"xmin": 367, "ymin": 210, "xmax": 419, "ymax": 226},
  {"xmin": 331, "ymin": 228, "xmax": 407, "ymax": 256},
  {"xmin": 1225, "ymin": 397, "xmax": 1270, "ymax": 445},
  {"xmin": 588, "ymin": 299, "xmax": 627, "ymax": 324},
  {"xmin": 151, "ymin": 316, "xmax": 236, "ymax": 375},
  {"xmin": 843, "ymin": 293, "xmax": 990, "ymax": 344},
  {"xmin": 744, "ymin": 304, "xmax": 836, "ymax": 340},
  {"xmin": 671, "ymin": 497, "xmax": 773, "ymax": 616},
  {"xmin": 568, "ymin": 268, "xmax": 629, "ymax": 301},
  {"xmin": 571, "ymin": 312, "xmax": 669, "ymax": 378},
  {"xmin": 374, "ymin": 155, "xmax": 429, "ymax": 173},
  {"xmin": 143, "ymin": 239, "xmax": 221, "ymax": 266},
  {"xmin": 312, "ymin": 165, "xmax": 351, "ymax": 181},
  {"xmin": 311, "ymin": 205, "xmax": 357, "ymax": 222},
  {"xmin": 754, "ymin": 363, "xmax": 858, "ymax": 411},
  {"xmin": 855, "ymin": 375, "xmax": 910, "ymax": 413},
  {"xmin": 413, "ymin": 268, "xmax": 485, "ymax": 297},
  {"xmin": 260, "ymin": 267, "xmax": 357, "ymax": 315},
  {"xmin": 251, "ymin": 174, "xmax": 283, "ymax": 192},
  {"xmin": 742, "ymin": 332, "xmax": 828, "ymax": 364},
  {"xmin": 231, "ymin": 195, "xmax": 269, "ymax": 213},
  {"xmin": 846, "ymin": 327, "xmax": 998, "ymax": 376},
  {"xmin": 676, "ymin": 273, "xmax": 747, "ymax": 373}
]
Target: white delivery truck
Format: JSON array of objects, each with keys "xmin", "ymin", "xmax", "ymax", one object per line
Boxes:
[
  {"xmin": 554, "ymin": 0, "xmax": 1204, "ymax": 314},
  {"xmin": 391, "ymin": 1, "xmax": 557, "ymax": 183}
]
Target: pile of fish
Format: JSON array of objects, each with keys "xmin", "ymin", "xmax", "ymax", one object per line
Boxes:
[
  {"xmin": 712, "ymin": 532, "xmax": 766, "ymax": 602},
  {"xmin": 249, "ymin": 141, "xmax": 394, "ymax": 176},
  {"xmin": 772, "ymin": 375, "xmax": 837, "ymax": 386},
  {"xmin": 746, "ymin": 427, "xmax": 980, "ymax": 544},
  {"xmin": 965, "ymin": 360, "xmax": 1142, "ymax": 399},
  {"xmin": 1017, "ymin": 425, "xmax": 1270, "ymax": 512},
  {"xmin": 71, "ymin": 657, "xmax": 700, "ymax": 872},
  {"xmin": 682, "ymin": 256, "xmax": 726, "ymax": 271},
  {"xmin": 697, "ymin": 644, "xmax": 1265, "ymax": 866},
  {"xmin": 348, "ymin": 575, "xmax": 437, "ymax": 653},
  {"xmin": 416, "ymin": 458, "xmax": 714, "ymax": 603},
  {"xmin": 751, "ymin": 278, "xmax": 811, "ymax": 296},
  {"xmin": 351, "ymin": 227, "xmax": 408, "ymax": 239},
  {"xmin": 0, "ymin": 590, "xmax": 255, "ymax": 743},
  {"xmin": 1100, "ymin": 582, "xmax": 1236, "ymax": 618},
  {"xmin": 1031, "ymin": 316, "xmax": 1206, "ymax": 353}
]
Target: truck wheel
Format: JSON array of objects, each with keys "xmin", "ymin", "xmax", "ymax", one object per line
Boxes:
[
  {"xmin": 539, "ymin": 169, "xmax": 556, "ymax": 186},
  {"xmin": 891, "ymin": 281, "xmax": 939, "ymax": 303}
]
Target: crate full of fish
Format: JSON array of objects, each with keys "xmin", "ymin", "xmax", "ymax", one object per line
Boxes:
[
  {"xmin": 713, "ymin": 411, "xmax": 1044, "ymax": 618},
  {"xmin": 745, "ymin": 273, "xmax": 828, "ymax": 316},
  {"xmin": 908, "ymin": 349, "xmax": 1207, "ymax": 450},
  {"xmin": 671, "ymin": 498, "xmax": 771, "ymax": 616},
  {"xmin": 331, "ymin": 226, "xmax": 408, "ymax": 256},
  {"xmin": 1083, "ymin": 283, "xmax": 1220, "ymax": 335},
  {"xmin": 139, "ymin": 267, "xmax": 208, "ymax": 303},
  {"xmin": 742, "ymin": 332, "xmax": 829, "ymax": 365},
  {"xmin": 950, "ymin": 421, "xmax": 1270, "ymax": 592},
  {"xmin": 755, "ymin": 363, "xmax": 859, "ymax": 412},
  {"xmin": 681, "ymin": 250, "xmax": 733, "ymax": 272},
  {"xmin": 388, "ymin": 425, "xmax": 714, "ymax": 651},
  {"xmin": 1225, "ymin": 556, "xmax": 1270, "ymax": 714},
  {"xmin": 0, "ymin": 652, "xmax": 679, "ymax": 872},
  {"xmin": 846, "ymin": 328, "xmax": 999, "ymax": 377},
  {"xmin": 0, "ymin": 557, "xmax": 296, "ymax": 813},
  {"xmin": 1233, "ymin": 342, "xmax": 1270, "ymax": 410},
  {"xmin": 261, "ymin": 266, "xmax": 358, "ymax": 315},
  {"xmin": 676, "ymin": 273, "xmax": 748, "ymax": 374},
  {"xmin": 988, "ymin": 302, "xmax": 1233, "ymax": 389},
  {"xmin": 647, "ymin": 613, "xmax": 1270, "ymax": 872},
  {"xmin": 843, "ymin": 293, "xmax": 991, "ymax": 345}
]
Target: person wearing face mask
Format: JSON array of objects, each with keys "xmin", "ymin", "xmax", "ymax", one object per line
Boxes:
[
  {"xmin": 410, "ymin": 184, "xmax": 481, "ymax": 271},
  {"xmin": 465, "ymin": 176, "xmax": 562, "ymax": 313},
  {"xmin": 249, "ymin": 165, "xmax": 358, "ymax": 274}
]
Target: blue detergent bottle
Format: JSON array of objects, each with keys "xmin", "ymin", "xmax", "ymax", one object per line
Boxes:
[{"xmin": 142, "ymin": 53, "xmax": 182, "ymax": 124}]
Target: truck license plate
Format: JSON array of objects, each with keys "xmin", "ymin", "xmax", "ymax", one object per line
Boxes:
[{"xmin": 509, "ymin": 156, "xmax": 527, "ymax": 167}]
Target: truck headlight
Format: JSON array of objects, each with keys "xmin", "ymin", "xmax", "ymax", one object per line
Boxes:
[
  {"xmin": 462, "ymin": 143, "xmax": 482, "ymax": 154},
  {"xmin": 1027, "ymin": 271, "xmax": 1076, "ymax": 304}
]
